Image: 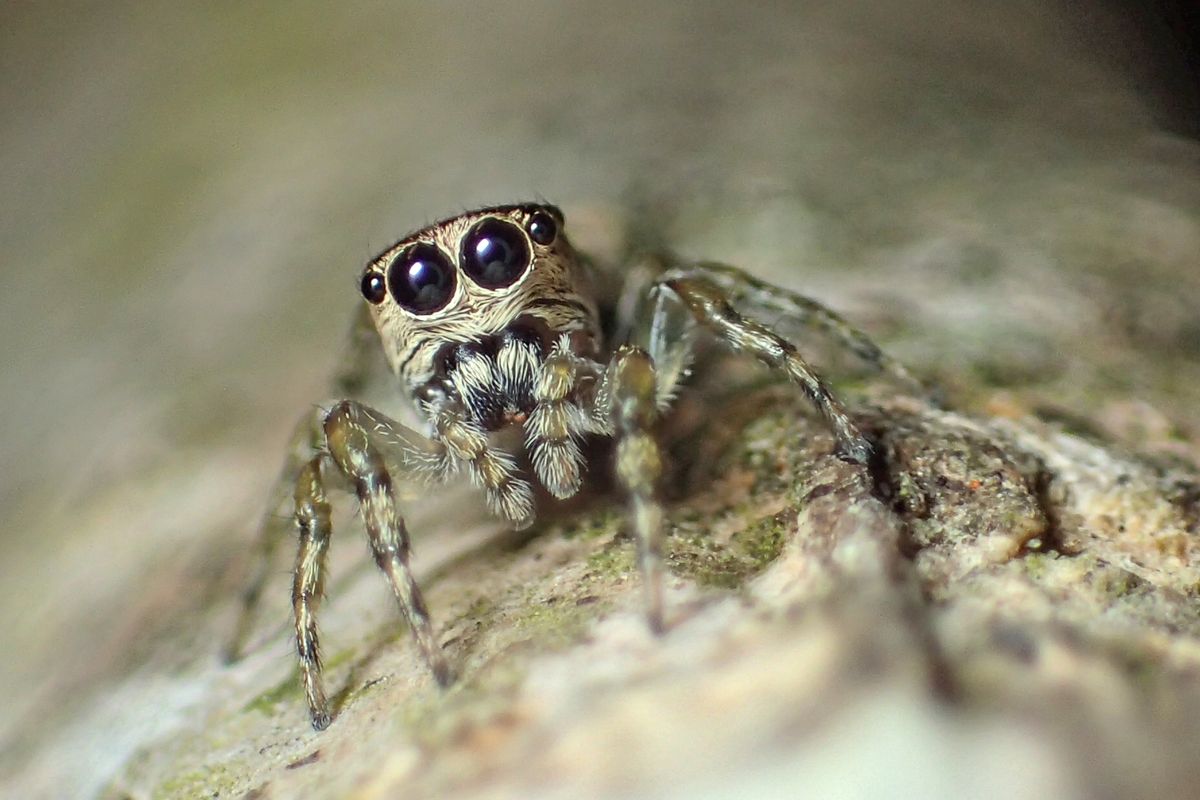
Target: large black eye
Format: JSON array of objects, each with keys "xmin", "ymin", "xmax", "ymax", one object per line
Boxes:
[
  {"xmin": 386, "ymin": 243, "xmax": 456, "ymax": 314},
  {"xmin": 526, "ymin": 211, "xmax": 558, "ymax": 245},
  {"xmin": 461, "ymin": 218, "xmax": 531, "ymax": 289}
]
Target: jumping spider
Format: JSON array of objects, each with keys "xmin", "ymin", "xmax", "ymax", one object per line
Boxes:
[{"xmin": 228, "ymin": 203, "xmax": 918, "ymax": 730}]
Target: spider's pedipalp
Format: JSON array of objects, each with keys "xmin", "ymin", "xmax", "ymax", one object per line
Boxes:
[
  {"xmin": 447, "ymin": 345, "xmax": 505, "ymax": 427},
  {"xmin": 495, "ymin": 327, "xmax": 542, "ymax": 412},
  {"xmin": 659, "ymin": 273, "xmax": 873, "ymax": 465},
  {"xmin": 526, "ymin": 338, "xmax": 592, "ymax": 499},
  {"xmin": 430, "ymin": 400, "xmax": 535, "ymax": 526}
]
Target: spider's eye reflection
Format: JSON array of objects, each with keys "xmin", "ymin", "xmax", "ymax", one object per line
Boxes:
[
  {"xmin": 461, "ymin": 219, "xmax": 531, "ymax": 289},
  {"xmin": 387, "ymin": 243, "xmax": 457, "ymax": 314}
]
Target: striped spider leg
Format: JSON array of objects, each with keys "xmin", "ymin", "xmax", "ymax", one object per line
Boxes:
[{"xmin": 642, "ymin": 260, "xmax": 883, "ymax": 467}]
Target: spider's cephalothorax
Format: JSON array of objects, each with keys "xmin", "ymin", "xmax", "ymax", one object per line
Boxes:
[
  {"xmin": 357, "ymin": 204, "xmax": 608, "ymax": 523},
  {"xmin": 229, "ymin": 202, "xmax": 920, "ymax": 730},
  {"xmin": 363, "ymin": 204, "xmax": 600, "ymax": 396}
]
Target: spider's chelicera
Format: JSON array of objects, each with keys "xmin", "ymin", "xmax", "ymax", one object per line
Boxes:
[{"xmin": 230, "ymin": 202, "xmax": 918, "ymax": 730}]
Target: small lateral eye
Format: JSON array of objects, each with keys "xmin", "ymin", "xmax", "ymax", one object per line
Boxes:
[
  {"xmin": 526, "ymin": 211, "xmax": 558, "ymax": 246},
  {"xmin": 387, "ymin": 243, "xmax": 457, "ymax": 314},
  {"xmin": 360, "ymin": 271, "xmax": 386, "ymax": 304},
  {"xmin": 461, "ymin": 218, "xmax": 531, "ymax": 289}
]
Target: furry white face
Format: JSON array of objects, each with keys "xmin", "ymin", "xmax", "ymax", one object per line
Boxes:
[{"xmin": 359, "ymin": 203, "xmax": 601, "ymax": 390}]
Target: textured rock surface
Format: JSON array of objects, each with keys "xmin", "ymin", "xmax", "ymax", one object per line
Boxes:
[
  {"xmin": 79, "ymin": 395, "xmax": 1200, "ymax": 799},
  {"xmin": 1, "ymin": 3, "xmax": 1198, "ymax": 799}
]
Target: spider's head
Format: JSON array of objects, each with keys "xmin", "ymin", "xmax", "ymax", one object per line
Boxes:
[{"xmin": 360, "ymin": 203, "xmax": 600, "ymax": 393}]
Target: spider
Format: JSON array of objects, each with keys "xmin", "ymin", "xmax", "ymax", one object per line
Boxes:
[{"xmin": 227, "ymin": 202, "xmax": 918, "ymax": 730}]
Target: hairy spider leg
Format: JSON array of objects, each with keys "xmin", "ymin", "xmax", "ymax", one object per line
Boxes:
[
  {"xmin": 224, "ymin": 407, "xmax": 326, "ymax": 662},
  {"xmin": 304, "ymin": 400, "xmax": 458, "ymax": 728},
  {"xmin": 679, "ymin": 260, "xmax": 923, "ymax": 394},
  {"xmin": 656, "ymin": 273, "xmax": 873, "ymax": 465},
  {"xmin": 254, "ymin": 393, "xmax": 533, "ymax": 730},
  {"xmin": 292, "ymin": 454, "xmax": 334, "ymax": 729},
  {"xmin": 606, "ymin": 346, "xmax": 667, "ymax": 633}
]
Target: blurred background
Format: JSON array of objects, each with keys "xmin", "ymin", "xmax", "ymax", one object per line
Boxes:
[{"xmin": 1, "ymin": 2, "xmax": 1198, "ymax": 797}]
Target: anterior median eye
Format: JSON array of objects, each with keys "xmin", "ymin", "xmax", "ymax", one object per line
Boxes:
[
  {"xmin": 387, "ymin": 243, "xmax": 456, "ymax": 314},
  {"xmin": 461, "ymin": 219, "xmax": 531, "ymax": 289}
]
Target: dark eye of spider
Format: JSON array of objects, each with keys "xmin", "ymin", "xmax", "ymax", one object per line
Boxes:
[
  {"xmin": 387, "ymin": 243, "xmax": 456, "ymax": 314},
  {"xmin": 360, "ymin": 271, "xmax": 386, "ymax": 304},
  {"xmin": 526, "ymin": 211, "xmax": 558, "ymax": 245},
  {"xmin": 461, "ymin": 218, "xmax": 531, "ymax": 289}
]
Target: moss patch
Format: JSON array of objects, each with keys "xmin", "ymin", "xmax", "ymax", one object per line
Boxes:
[
  {"xmin": 585, "ymin": 540, "xmax": 636, "ymax": 578},
  {"xmin": 150, "ymin": 760, "xmax": 243, "ymax": 800},
  {"xmin": 669, "ymin": 509, "xmax": 793, "ymax": 589},
  {"xmin": 242, "ymin": 669, "xmax": 302, "ymax": 717},
  {"xmin": 731, "ymin": 510, "xmax": 791, "ymax": 566},
  {"xmin": 510, "ymin": 594, "xmax": 597, "ymax": 644},
  {"xmin": 560, "ymin": 508, "xmax": 624, "ymax": 541}
]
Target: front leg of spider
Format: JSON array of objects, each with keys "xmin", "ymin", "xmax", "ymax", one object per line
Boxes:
[
  {"xmin": 295, "ymin": 400, "xmax": 456, "ymax": 730},
  {"xmin": 659, "ymin": 274, "xmax": 874, "ymax": 465},
  {"xmin": 291, "ymin": 453, "xmax": 335, "ymax": 729}
]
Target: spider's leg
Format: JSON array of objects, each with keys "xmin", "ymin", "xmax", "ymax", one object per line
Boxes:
[
  {"xmin": 608, "ymin": 346, "xmax": 667, "ymax": 633},
  {"xmin": 666, "ymin": 260, "xmax": 922, "ymax": 394},
  {"xmin": 321, "ymin": 400, "xmax": 456, "ymax": 690},
  {"xmin": 226, "ymin": 306, "xmax": 389, "ymax": 663},
  {"xmin": 292, "ymin": 454, "xmax": 335, "ymax": 729},
  {"xmin": 224, "ymin": 408, "xmax": 324, "ymax": 662},
  {"xmin": 293, "ymin": 399, "xmax": 483, "ymax": 729},
  {"xmin": 658, "ymin": 274, "xmax": 873, "ymax": 465},
  {"xmin": 525, "ymin": 337, "xmax": 598, "ymax": 499}
]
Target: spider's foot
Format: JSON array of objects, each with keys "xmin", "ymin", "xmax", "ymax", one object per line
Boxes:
[
  {"xmin": 839, "ymin": 436, "xmax": 874, "ymax": 466},
  {"xmin": 643, "ymin": 571, "xmax": 666, "ymax": 635},
  {"xmin": 646, "ymin": 608, "xmax": 666, "ymax": 636},
  {"xmin": 310, "ymin": 707, "xmax": 332, "ymax": 731},
  {"xmin": 431, "ymin": 657, "xmax": 457, "ymax": 688},
  {"xmin": 219, "ymin": 641, "xmax": 241, "ymax": 666}
]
